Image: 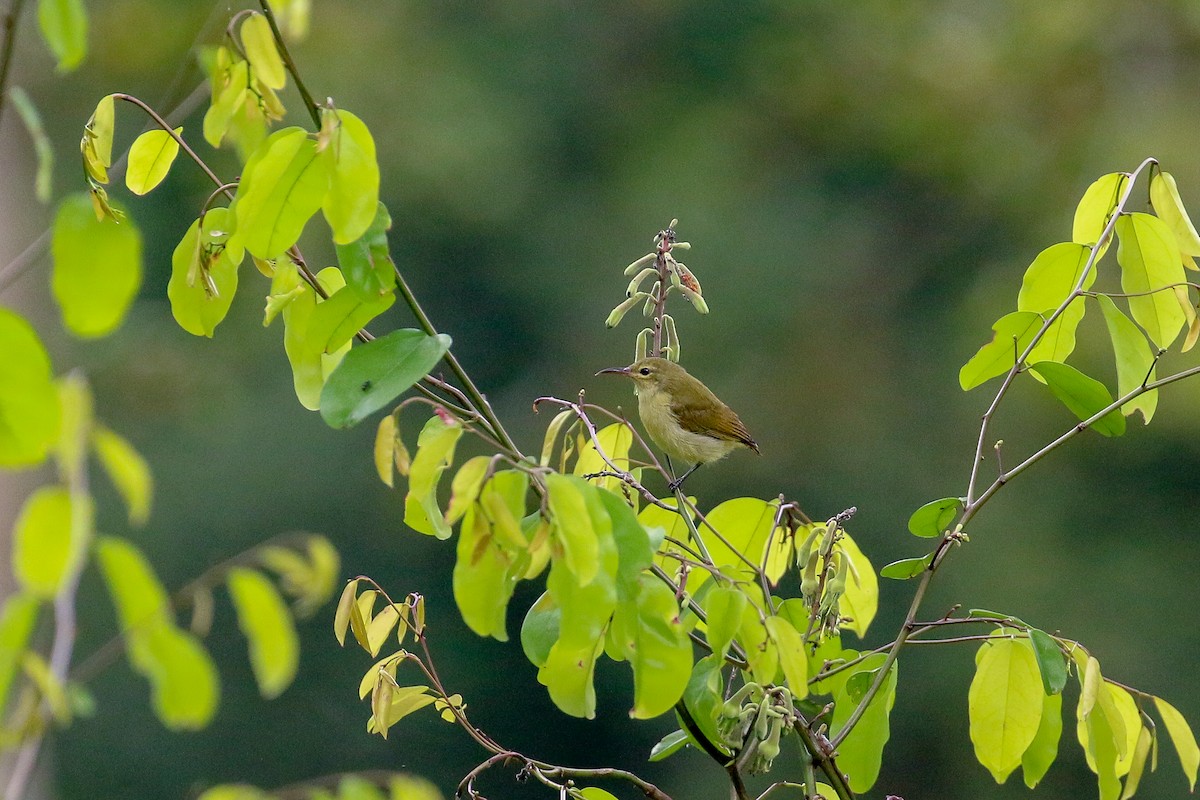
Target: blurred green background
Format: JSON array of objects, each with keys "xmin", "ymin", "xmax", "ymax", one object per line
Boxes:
[{"xmin": 3, "ymin": 1, "xmax": 1200, "ymax": 798}]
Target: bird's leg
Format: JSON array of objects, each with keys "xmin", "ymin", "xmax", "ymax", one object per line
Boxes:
[{"xmin": 668, "ymin": 462, "xmax": 702, "ymax": 492}]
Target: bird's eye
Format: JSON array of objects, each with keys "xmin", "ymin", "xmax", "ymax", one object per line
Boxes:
[{"xmin": 639, "ymin": 367, "xmax": 651, "ymax": 376}]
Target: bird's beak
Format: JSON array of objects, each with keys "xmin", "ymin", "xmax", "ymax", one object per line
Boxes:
[{"xmin": 595, "ymin": 366, "xmax": 631, "ymax": 377}]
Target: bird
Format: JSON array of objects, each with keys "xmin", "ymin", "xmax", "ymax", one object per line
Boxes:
[{"xmin": 596, "ymin": 356, "xmax": 759, "ymax": 490}]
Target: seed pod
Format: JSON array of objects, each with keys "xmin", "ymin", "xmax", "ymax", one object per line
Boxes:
[
  {"xmin": 673, "ymin": 241, "xmax": 691, "ymax": 251},
  {"xmin": 663, "ymin": 314, "xmax": 680, "ymax": 362},
  {"xmin": 794, "ymin": 526, "xmax": 821, "ymax": 570},
  {"xmin": 605, "ymin": 292, "xmax": 649, "ymax": 328},
  {"xmin": 678, "ymin": 284, "xmax": 709, "ymax": 314},
  {"xmin": 625, "ymin": 266, "xmax": 657, "ymax": 297},
  {"xmin": 676, "ymin": 263, "xmax": 702, "ymax": 295},
  {"xmin": 800, "ymin": 549, "xmax": 821, "ymax": 598},
  {"xmin": 635, "ymin": 328, "xmax": 651, "ymax": 362},
  {"xmin": 818, "ymin": 521, "xmax": 839, "ymax": 559},
  {"xmin": 642, "ymin": 283, "xmax": 660, "ymax": 317},
  {"xmin": 623, "ymin": 252, "xmax": 656, "ymax": 276}
]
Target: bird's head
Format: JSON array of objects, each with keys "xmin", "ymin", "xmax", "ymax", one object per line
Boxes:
[{"xmin": 596, "ymin": 357, "xmax": 687, "ymax": 396}]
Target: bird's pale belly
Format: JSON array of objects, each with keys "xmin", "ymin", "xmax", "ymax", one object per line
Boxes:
[{"xmin": 639, "ymin": 395, "xmax": 738, "ymax": 464}]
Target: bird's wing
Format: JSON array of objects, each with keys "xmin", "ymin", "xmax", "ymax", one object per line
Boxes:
[{"xmin": 671, "ymin": 395, "xmax": 760, "ymax": 452}]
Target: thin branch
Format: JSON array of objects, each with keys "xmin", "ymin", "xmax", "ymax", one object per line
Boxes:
[
  {"xmin": 0, "ymin": 0, "xmax": 29, "ymax": 128},
  {"xmin": 255, "ymin": 0, "xmax": 321, "ymax": 128}
]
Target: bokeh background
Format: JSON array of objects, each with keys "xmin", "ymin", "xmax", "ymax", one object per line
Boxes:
[{"xmin": 3, "ymin": 1, "xmax": 1200, "ymax": 798}]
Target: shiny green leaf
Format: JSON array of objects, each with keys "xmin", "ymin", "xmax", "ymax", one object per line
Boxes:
[
  {"xmin": 303, "ymin": 285, "xmax": 395, "ymax": 356},
  {"xmin": 278, "ymin": 264, "xmax": 347, "ymax": 409},
  {"xmin": 402, "ymin": 414, "xmax": 463, "ymax": 538},
  {"xmin": 336, "ymin": 202, "xmax": 397, "ymax": 301},
  {"xmin": 1150, "ymin": 171, "xmax": 1200, "ymax": 257},
  {"xmin": 1028, "ymin": 361, "xmax": 1125, "ymax": 437},
  {"xmin": 320, "ymin": 109, "xmax": 381, "ymax": 245},
  {"xmin": 679, "ymin": 653, "xmax": 729, "ymax": 756},
  {"xmin": 908, "ymin": 496, "xmax": 962, "ymax": 538},
  {"xmin": 959, "ymin": 311, "xmax": 1042, "ymax": 390},
  {"xmin": 1098, "ymin": 295, "xmax": 1158, "ymax": 424},
  {"xmin": 573, "ymin": 423, "xmax": 634, "ymax": 494},
  {"xmin": 546, "ymin": 473, "xmax": 601, "ymax": 586},
  {"xmin": 1018, "ymin": 242, "xmax": 1093, "ymax": 366},
  {"xmin": 969, "ymin": 637, "xmax": 1043, "ymax": 783},
  {"xmin": 453, "ymin": 471, "xmax": 529, "ymax": 640},
  {"xmin": 1022, "ymin": 691, "xmax": 1064, "ymax": 788},
  {"xmin": 702, "ymin": 585, "xmax": 746, "ymax": 660},
  {"xmin": 227, "ymin": 567, "xmax": 299, "ymax": 699},
  {"xmin": 1028, "ymin": 628, "xmax": 1068, "ymax": 696},
  {"xmin": 319, "ymin": 329, "xmax": 452, "ymax": 428},
  {"xmin": 240, "ymin": 13, "xmax": 285, "ymax": 90},
  {"xmin": 520, "ymin": 592, "xmax": 559, "ymax": 668},
  {"xmin": 831, "ymin": 654, "xmax": 898, "ymax": 793},
  {"xmin": 837, "ymin": 532, "xmax": 878, "ymax": 637},
  {"xmin": 235, "ymin": 127, "xmax": 330, "ymax": 259},
  {"xmin": 766, "ymin": 614, "xmax": 808, "ymax": 698},
  {"xmin": 0, "ymin": 308, "xmax": 60, "ymax": 467},
  {"xmin": 880, "ymin": 554, "xmax": 933, "ymax": 579},
  {"xmin": 38, "ymin": 0, "xmax": 87, "ymax": 72},
  {"xmin": 125, "ymin": 128, "xmax": 181, "ymax": 195},
  {"xmin": 1156, "ymin": 696, "xmax": 1199, "ymax": 791},
  {"xmin": 13, "ymin": 486, "xmax": 80, "ymax": 598},
  {"xmin": 167, "ymin": 208, "xmax": 243, "ymax": 337},
  {"xmin": 1117, "ymin": 212, "xmax": 1187, "ymax": 349},
  {"xmin": 92, "ymin": 425, "xmax": 153, "ymax": 525},
  {"xmin": 1074, "ymin": 173, "xmax": 1128, "ymax": 247},
  {"xmin": 649, "ymin": 729, "xmax": 689, "ymax": 762},
  {"xmin": 51, "ymin": 192, "xmax": 142, "ymax": 338}
]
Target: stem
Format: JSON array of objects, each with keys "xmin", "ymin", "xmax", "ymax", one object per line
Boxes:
[
  {"xmin": 0, "ymin": 0, "xmax": 28, "ymax": 129},
  {"xmin": 256, "ymin": 0, "xmax": 321, "ymax": 128}
]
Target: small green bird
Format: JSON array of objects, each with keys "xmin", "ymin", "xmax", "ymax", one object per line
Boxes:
[{"xmin": 597, "ymin": 357, "xmax": 759, "ymax": 489}]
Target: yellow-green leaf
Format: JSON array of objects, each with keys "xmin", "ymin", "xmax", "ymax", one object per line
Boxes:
[
  {"xmin": 0, "ymin": 593, "xmax": 40, "ymax": 715},
  {"xmin": 203, "ymin": 59, "xmax": 249, "ymax": 149},
  {"xmin": 969, "ymin": 637, "xmax": 1044, "ymax": 783},
  {"xmin": 1122, "ymin": 724, "xmax": 1154, "ymax": 800},
  {"xmin": 1017, "ymin": 242, "xmax": 1093, "ymax": 366},
  {"xmin": 95, "ymin": 535, "xmax": 172, "ymax": 632},
  {"xmin": 445, "ymin": 455, "xmax": 490, "ymax": 525},
  {"xmin": 333, "ymin": 579, "xmax": 360, "ymax": 646},
  {"xmin": 22, "ymin": 651, "xmax": 70, "ymax": 723},
  {"xmin": 573, "ymin": 423, "xmax": 634, "ymax": 494},
  {"xmin": 235, "ymin": 127, "xmax": 330, "ymax": 259},
  {"xmin": 320, "ymin": 109, "xmax": 380, "ymax": 245},
  {"xmin": 830, "ymin": 654, "xmax": 898, "ymax": 793},
  {"xmin": 0, "ymin": 308, "xmax": 61, "ymax": 467},
  {"xmin": 10, "ymin": 87, "xmax": 53, "ymax": 202},
  {"xmin": 765, "ymin": 614, "xmax": 808, "ymax": 698},
  {"xmin": 227, "ymin": 567, "xmax": 299, "ymax": 699},
  {"xmin": 960, "ymin": 311, "xmax": 1042, "ymax": 391},
  {"xmin": 125, "ymin": 128, "xmax": 182, "ymax": 195},
  {"xmin": 54, "ymin": 374, "xmax": 92, "ymax": 483},
  {"xmin": 81, "ymin": 93, "xmax": 114, "ymax": 183},
  {"xmin": 92, "ymin": 425, "xmax": 153, "ymax": 525},
  {"xmin": 403, "ymin": 415, "xmax": 463, "ymax": 538},
  {"xmin": 1150, "ymin": 171, "xmax": 1200, "ymax": 257},
  {"xmin": 302, "ymin": 284, "xmax": 395, "ymax": 356},
  {"xmin": 1097, "ymin": 295, "xmax": 1157, "ymax": 424},
  {"xmin": 836, "ymin": 532, "xmax": 878, "ymax": 637},
  {"xmin": 167, "ymin": 207, "xmax": 243, "ymax": 337},
  {"xmin": 13, "ymin": 486, "xmax": 79, "ymax": 598},
  {"xmin": 1156, "ymin": 696, "xmax": 1199, "ymax": 791},
  {"xmin": 374, "ymin": 413, "xmax": 397, "ymax": 488},
  {"xmin": 38, "ymin": 0, "xmax": 87, "ymax": 72},
  {"xmin": 1116, "ymin": 212, "xmax": 1187, "ymax": 349},
  {"xmin": 1074, "ymin": 173, "xmax": 1128, "ymax": 247},
  {"xmin": 1022, "ymin": 691, "xmax": 1063, "ymax": 788},
  {"xmin": 240, "ymin": 13, "xmax": 286, "ymax": 90},
  {"xmin": 702, "ymin": 585, "xmax": 746, "ymax": 660},
  {"xmin": 546, "ymin": 473, "xmax": 600, "ymax": 586},
  {"xmin": 51, "ymin": 192, "xmax": 142, "ymax": 338},
  {"xmin": 1028, "ymin": 361, "xmax": 1125, "ymax": 437},
  {"xmin": 136, "ymin": 623, "xmax": 220, "ymax": 730}
]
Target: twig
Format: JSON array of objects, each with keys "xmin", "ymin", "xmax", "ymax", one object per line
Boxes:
[{"xmin": 0, "ymin": 0, "xmax": 29, "ymax": 129}]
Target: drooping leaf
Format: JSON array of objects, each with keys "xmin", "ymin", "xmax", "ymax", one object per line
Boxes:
[
  {"xmin": 546, "ymin": 473, "xmax": 601, "ymax": 586},
  {"xmin": 374, "ymin": 413, "xmax": 397, "ymax": 488},
  {"xmin": 908, "ymin": 496, "xmax": 962, "ymax": 538},
  {"xmin": 95, "ymin": 535, "xmax": 173, "ymax": 631},
  {"xmin": 125, "ymin": 128, "xmax": 182, "ymax": 195},
  {"xmin": 1116, "ymin": 212, "xmax": 1187, "ymax": 349},
  {"xmin": 54, "ymin": 374, "xmax": 91, "ymax": 483},
  {"xmin": 960, "ymin": 311, "xmax": 1042, "ymax": 390},
  {"xmin": 520, "ymin": 592, "xmax": 559, "ymax": 668},
  {"xmin": 879, "ymin": 554, "xmax": 933, "ymax": 579},
  {"xmin": 38, "ymin": 0, "xmax": 87, "ymax": 72},
  {"xmin": 320, "ymin": 329, "xmax": 452, "ymax": 428},
  {"xmin": 51, "ymin": 192, "xmax": 142, "ymax": 338},
  {"xmin": 136, "ymin": 623, "xmax": 220, "ymax": 730},
  {"xmin": 0, "ymin": 308, "xmax": 60, "ymax": 467},
  {"xmin": 1017, "ymin": 242, "xmax": 1094, "ymax": 366},
  {"xmin": 203, "ymin": 58, "xmax": 249, "ymax": 149},
  {"xmin": 969, "ymin": 636, "xmax": 1044, "ymax": 783},
  {"xmin": 1028, "ymin": 361, "xmax": 1125, "ymax": 437},
  {"xmin": 573, "ymin": 423, "xmax": 634, "ymax": 494},
  {"xmin": 1022, "ymin": 691, "xmax": 1064, "ymax": 788},
  {"xmin": 402, "ymin": 414, "xmax": 463, "ymax": 538},
  {"xmin": 1074, "ymin": 173, "xmax": 1128, "ymax": 247},
  {"xmin": 227, "ymin": 567, "xmax": 299, "ymax": 699},
  {"xmin": 92, "ymin": 425, "xmax": 153, "ymax": 525},
  {"xmin": 0, "ymin": 593, "xmax": 40, "ymax": 714},
  {"xmin": 240, "ymin": 13, "xmax": 286, "ymax": 90},
  {"xmin": 679, "ymin": 653, "xmax": 729, "ymax": 756},
  {"xmin": 13, "ymin": 486, "xmax": 81, "ymax": 598},
  {"xmin": 1098, "ymin": 295, "xmax": 1158, "ymax": 424},
  {"xmin": 1156, "ymin": 696, "xmax": 1199, "ymax": 791},
  {"xmin": 81, "ymin": 93, "xmax": 114, "ymax": 183},
  {"xmin": 302, "ymin": 284, "xmax": 395, "ymax": 356},
  {"xmin": 620, "ymin": 576, "xmax": 693, "ymax": 719},
  {"xmin": 452, "ymin": 471, "xmax": 529, "ymax": 640},
  {"xmin": 765, "ymin": 614, "xmax": 809, "ymax": 698},
  {"xmin": 836, "ymin": 532, "xmax": 878, "ymax": 637},
  {"xmin": 1027, "ymin": 628, "xmax": 1068, "ymax": 696},
  {"xmin": 702, "ymin": 585, "xmax": 747, "ymax": 660},
  {"xmin": 445, "ymin": 455, "xmax": 490, "ymax": 525},
  {"xmin": 830, "ymin": 654, "xmax": 898, "ymax": 793},
  {"xmin": 320, "ymin": 109, "xmax": 381, "ymax": 245},
  {"xmin": 1150, "ymin": 171, "xmax": 1200, "ymax": 257},
  {"xmin": 235, "ymin": 127, "xmax": 330, "ymax": 259},
  {"xmin": 1121, "ymin": 724, "xmax": 1154, "ymax": 800},
  {"xmin": 336, "ymin": 202, "xmax": 397, "ymax": 301},
  {"xmin": 167, "ymin": 207, "xmax": 243, "ymax": 337},
  {"xmin": 649, "ymin": 729, "xmax": 690, "ymax": 762}
]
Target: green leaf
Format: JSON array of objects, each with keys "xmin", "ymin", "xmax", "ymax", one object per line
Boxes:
[
  {"xmin": 136, "ymin": 623, "xmax": 220, "ymax": 730},
  {"xmin": 1028, "ymin": 361, "xmax": 1125, "ymax": 437},
  {"xmin": 831, "ymin": 654, "xmax": 898, "ymax": 793},
  {"xmin": 1098, "ymin": 295, "xmax": 1158, "ymax": 424},
  {"xmin": 235, "ymin": 127, "xmax": 330, "ymax": 259},
  {"xmin": 620, "ymin": 576, "xmax": 693, "ymax": 718},
  {"xmin": 697, "ymin": 497, "xmax": 777, "ymax": 589},
  {"xmin": 320, "ymin": 109, "xmax": 381, "ymax": 245},
  {"xmin": 0, "ymin": 593, "xmax": 40, "ymax": 715},
  {"xmin": 765, "ymin": 614, "xmax": 809, "ymax": 698},
  {"xmin": 1028, "ymin": 628, "xmax": 1068, "ymax": 695},
  {"xmin": 546, "ymin": 473, "xmax": 601, "ymax": 586},
  {"xmin": 453, "ymin": 471, "xmax": 529, "ymax": 640},
  {"xmin": 969, "ymin": 637, "xmax": 1044, "ymax": 783},
  {"xmin": 54, "ymin": 374, "xmax": 92, "ymax": 482},
  {"xmin": 95, "ymin": 535, "xmax": 173, "ymax": 631},
  {"xmin": 277, "ymin": 264, "xmax": 344, "ymax": 409},
  {"xmin": 203, "ymin": 59, "xmax": 248, "ymax": 149},
  {"xmin": 880, "ymin": 554, "xmax": 933, "ymax": 579},
  {"xmin": 649, "ymin": 729, "xmax": 690, "ymax": 762},
  {"xmin": 336, "ymin": 202, "xmax": 397, "ymax": 301},
  {"xmin": 167, "ymin": 208, "xmax": 244, "ymax": 337},
  {"xmin": 319, "ymin": 329, "xmax": 452, "ymax": 428},
  {"xmin": 38, "ymin": 0, "xmax": 87, "ymax": 72},
  {"xmin": 1022, "ymin": 691, "xmax": 1063, "ymax": 788},
  {"xmin": 1074, "ymin": 173, "xmax": 1128, "ymax": 246},
  {"xmin": 92, "ymin": 425, "xmax": 153, "ymax": 525},
  {"xmin": 303, "ymin": 285, "xmax": 395, "ymax": 356},
  {"xmin": 837, "ymin": 531, "xmax": 878, "ymax": 638},
  {"xmin": 736, "ymin": 598, "xmax": 777, "ymax": 685},
  {"xmin": 1150, "ymin": 171, "xmax": 1200, "ymax": 257},
  {"xmin": 520, "ymin": 592, "xmax": 560, "ymax": 668},
  {"xmin": 227, "ymin": 567, "xmax": 299, "ymax": 700},
  {"xmin": 679, "ymin": 653, "xmax": 729, "ymax": 756},
  {"xmin": 402, "ymin": 414, "xmax": 463, "ymax": 538},
  {"xmin": 959, "ymin": 311, "xmax": 1042, "ymax": 390},
  {"xmin": 125, "ymin": 128, "xmax": 181, "ymax": 195},
  {"xmin": 51, "ymin": 192, "xmax": 142, "ymax": 338},
  {"xmin": 1156, "ymin": 696, "xmax": 1199, "ymax": 791},
  {"xmin": 10, "ymin": 87, "xmax": 54, "ymax": 203},
  {"xmin": 578, "ymin": 789, "xmax": 619, "ymax": 800},
  {"xmin": 573, "ymin": 423, "xmax": 634, "ymax": 494},
  {"xmin": 702, "ymin": 585, "xmax": 746, "ymax": 660},
  {"xmin": 445, "ymin": 455, "xmax": 490, "ymax": 525},
  {"xmin": 0, "ymin": 308, "xmax": 60, "ymax": 467},
  {"xmin": 1017, "ymin": 242, "xmax": 1094, "ymax": 366},
  {"xmin": 908, "ymin": 496, "xmax": 962, "ymax": 538},
  {"xmin": 13, "ymin": 486, "xmax": 82, "ymax": 598},
  {"xmin": 240, "ymin": 13, "xmax": 286, "ymax": 90},
  {"xmin": 81, "ymin": 93, "xmax": 114, "ymax": 183},
  {"xmin": 1116, "ymin": 212, "xmax": 1187, "ymax": 349}
]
